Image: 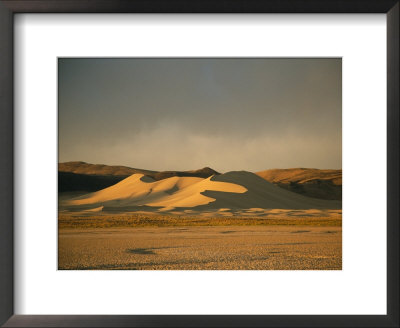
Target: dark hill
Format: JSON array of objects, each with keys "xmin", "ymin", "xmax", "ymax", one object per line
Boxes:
[
  {"xmin": 58, "ymin": 161, "xmax": 156, "ymax": 176},
  {"xmin": 58, "ymin": 162, "xmax": 220, "ymax": 192},
  {"xmin": 58, "ymin": 172, "xmax": 126, "ymax": 192},
  {"xmin": 152, "ymin": 167, "xmax": 220, "ymax": 180},
  {"xmin": 256, "ymin": 168, "xmax": 342, "ymax": 200}
]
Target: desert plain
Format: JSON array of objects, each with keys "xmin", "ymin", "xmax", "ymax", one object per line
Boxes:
[
  {"xmin": 59, "ymin": 212, "xmax": 341, "ymax": 270},
  {"xmin": 58, "ymin": 163, "xmax": 342, "ymax": 270}
]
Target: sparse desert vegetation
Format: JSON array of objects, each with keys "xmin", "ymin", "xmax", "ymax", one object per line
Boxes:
[{"xmin": 58, "ymin": 212, "xmax": 341, "ymax": 229}]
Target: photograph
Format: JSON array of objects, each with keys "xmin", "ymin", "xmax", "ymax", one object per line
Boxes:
[{"xmin": 58, "ymin": 58, "xmax": 342, "ymax": 270}]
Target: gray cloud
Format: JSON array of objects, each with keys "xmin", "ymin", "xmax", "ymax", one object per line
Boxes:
[{"xmin": 59, "ymin": 58, "xmax": 341, "ymax": 172}]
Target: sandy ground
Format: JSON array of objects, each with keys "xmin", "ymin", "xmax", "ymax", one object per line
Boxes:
[{"xmin": 58, "ymin": 225, "xmax": 341, "ymax": 270}]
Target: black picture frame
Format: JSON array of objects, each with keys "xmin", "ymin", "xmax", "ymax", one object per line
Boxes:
[{"xmin": 0, "ymin": 1, "xmax": 398, "ymax": 327}]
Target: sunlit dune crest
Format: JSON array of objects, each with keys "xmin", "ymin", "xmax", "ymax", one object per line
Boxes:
[{"xmin": 67, "ymin": 173, "xmax": 247, "ymax": 208}]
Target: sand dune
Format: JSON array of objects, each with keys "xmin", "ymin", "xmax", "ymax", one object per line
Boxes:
[
  {"xmin": 66, "ymin": 173, "xmax": 246, "ymax": 209},
  {"xmin": 58, "ymin": 163, "xmax": 341, "ymax": 201},
  {"xmin": 62, "ymin": 171, "xmax": 340, "ymax": 212}
]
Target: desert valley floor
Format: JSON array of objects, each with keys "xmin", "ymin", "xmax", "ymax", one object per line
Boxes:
[
  {"xmin": 58, "ymin": 209, "xmax": 341, "ymax": 270},
  {"xmin": 59, "ymin": 224, "xmax": 341, "ymax": 270},
  {"xmin": 58, "ymin": 164, "xmax": 342, "ymax": 270}
]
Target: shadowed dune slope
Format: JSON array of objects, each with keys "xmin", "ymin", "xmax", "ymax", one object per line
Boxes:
[
  {"xmin": 195, "ymin": 171, "xmax": 341, "ymax": 210},
  {"xmin": 62, "ymin": 171, "xmax": 340, "ymax": 212}
]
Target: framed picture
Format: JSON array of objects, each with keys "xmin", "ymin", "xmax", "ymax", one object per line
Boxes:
[
  {"xmin": 0, "ymin": 0, "xmax": 398, "ymax": 327},
  {"xmin": 57, "ymin": 56, "xmax": 343, "ymax": 272}
]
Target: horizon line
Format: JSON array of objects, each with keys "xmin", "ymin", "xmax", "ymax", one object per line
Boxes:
[{"xmin": 58, "ymin": 160, "xmax": 342, "ymax": 172}]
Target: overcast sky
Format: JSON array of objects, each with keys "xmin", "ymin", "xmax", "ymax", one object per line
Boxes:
[{"xmin": 58, "ymin": 58, "xmax": 341, "ymax": 172}]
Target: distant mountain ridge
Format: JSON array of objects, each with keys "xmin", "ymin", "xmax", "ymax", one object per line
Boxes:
[
  {"xmin": 256, "ymin": 168, "xmax": 342, "ymax": 200},
  {"xmin": 256, "ymin": 168, "xmax": 341, "ymax": 185},
  {"xmin": 58, "ymin": 161, "xmax": 156, "ymax": 176}
]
